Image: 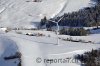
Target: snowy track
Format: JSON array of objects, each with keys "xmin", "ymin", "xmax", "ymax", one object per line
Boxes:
[{"xmin": 0, "ymin": 7, "xmax": 6, "ymax": 14}]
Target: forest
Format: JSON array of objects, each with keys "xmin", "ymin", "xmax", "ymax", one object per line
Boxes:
[
  {"xmin": 40, "ymin": 0, "xmax": 100, "ymax": 27},
  {"xmin": 75, "ymin": 48, "xmax": 100, "ymax": 66},
  {"xmin": 40, "ymin": 0, "xmax": 100, "ymax": 36}
]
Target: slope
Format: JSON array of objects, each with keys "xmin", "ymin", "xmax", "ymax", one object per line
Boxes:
[{"xmin": 0, "ymin": 0, "xmax": 94, "ymax": 28}]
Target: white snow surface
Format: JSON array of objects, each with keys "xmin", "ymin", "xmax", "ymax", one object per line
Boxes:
[
  {"xmin": 0, "ymin": 34, "xmax": 19, "ymax": 66},
  {"xmin": 0, "ymin": 31, "xmax": 100, "ymax": 66},
  {"xmin": 0, "ymin": 0, "xmax": 94, "ymax": 28}
]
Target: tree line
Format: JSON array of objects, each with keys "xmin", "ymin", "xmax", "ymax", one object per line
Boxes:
[{"xmin": 59, "ymin": 28, "xmax": 90, "ymax": 36}]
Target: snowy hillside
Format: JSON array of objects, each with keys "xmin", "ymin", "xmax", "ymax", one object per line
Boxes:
[{"xmin": 0, "ymin": 0, "xmax": 94, "ymax": 28}]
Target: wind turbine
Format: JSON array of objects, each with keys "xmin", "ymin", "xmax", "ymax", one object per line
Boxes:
[{"xmin": 48, "ymin": 16, "xmax": 64, "ymax": 45}]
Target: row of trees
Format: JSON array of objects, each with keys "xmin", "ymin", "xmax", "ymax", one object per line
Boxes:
[
  {"xmin": 59, "ymin": 28, "xmax": 89, "ymax": 36},
  {"xmin": 33, "ymin": 0, "xmax": 42, "ymax": 2}
]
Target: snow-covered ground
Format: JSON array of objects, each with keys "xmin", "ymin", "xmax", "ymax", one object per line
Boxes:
[
  {"xmin": 0, "ymin": 0, "xmax": 95, "ymax": 28},
  {"xmin": 0, "ymin": 31, "xmax": 100, "ymax": 66},
  {"xmin": 11, "ymin": 29, "xmax": 100, "ymax": 44},
  {"xmin": 0, "ymin": 0, "xmax": 99, "ymax": 66},
  {"xmin": 0, "ymin": 34, "xmax": 19, "ymax": 66}
]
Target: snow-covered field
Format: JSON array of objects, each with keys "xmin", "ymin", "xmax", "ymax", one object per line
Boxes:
[
  {"xmin": 0, "ymin": 30, "xmax": 100, "ymax": 66},
  {"xmin": 0, "ymin": 0, "xmax": 95, "ymax": 28}
]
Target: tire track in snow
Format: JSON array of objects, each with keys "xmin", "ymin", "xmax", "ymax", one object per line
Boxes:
[
  {"xmin": 0, "ymin": 7, "xmax": 6, "ymax": 14},
  {"xmin": 53, "ymin": 0, "xmax": 69, "ymax": 18},
  {"xmin": 48, "ymin": 50, "xmax": 87, "ymax": 56},
  {"xmin": 0, "ymin": 1, "xmax": 15, "ymax": 14}
]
